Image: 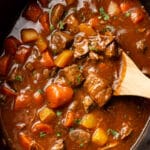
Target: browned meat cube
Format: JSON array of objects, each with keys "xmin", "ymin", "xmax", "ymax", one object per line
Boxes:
[
  {"xmin": 64, "ymin": 14, "xmax": 79, "ymax": 34},
  {"xmin": 50, "ymin": 31, "xmax": 73, "ymax": 54},
  {"xmin": 22, "ymin": 2, "xmax": 42, "ymax": 22},
  {"xmin": 62, "ymin": 64, "xmax": 84, "ymax": 87},
  {"xmin": 84, "ymin": 73, "xmax": 112, "ymax": 107},
  {"xmin": 69, "ymin": 129, "xmax": 90, "ymax": 144}
]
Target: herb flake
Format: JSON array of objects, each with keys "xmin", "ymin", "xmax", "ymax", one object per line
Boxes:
[
  {"xmin": 56, "ymin": 132, "xmax": 62, "ymax": 137},
  {"xmin": 58, "ymin": 21, "xmax": 65, "ymax": 30},
  {"xmin": 50, "ymin": 24, "xmax": 55, "ymax": 32},
  {"xmin": 99, "ymin": 7, "xmax": 110, "ymax": 21},
  {"xmin": 39, "ymin": 132, "xmax": 47, "ymax": 138},
  {"xmin": 107, "ymin": 128, "xmax": 120, "ymax": 139},
  {"xmin": 15, "ymin": 75, "xmax": 23, "ymax": 82},
  {"xmin": 56, "ymin": 110, "xmax": 62, "ymax": 117}
]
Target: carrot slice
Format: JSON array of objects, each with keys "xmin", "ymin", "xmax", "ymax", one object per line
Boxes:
[
  {"xmin": 31, "ymin": 122, "xmax": 53, "ymax": 135},
  {"xmin": 63, "ymin": 111, "xmax": 74, "ymax": 127},
  {"xmin": 36, "ymin": 35, "xmax": 48, "ymax": 52},
  {"xmin": 0, "ymin": 55, "xmax": 11, "ymax": 75},
  {"xmin": 4, "ymin": 36, "xmax": 21, "ymax": 55},
  {"xmin": 14, "ymin": 94, "xmax": 32, "ymax": 110},
  {"xmin": 15, "ymin": 46, "xmax": 31, "ymax": 64},
  {"xmin": 120, "ymin": 1, "xmax": 134, "ymax": 12},
  {"xmin": 39, "ymin": 12, "xmax": 50, "ymax": 33},
  {"xmin": 22, "ymin": 2, "xmax": 42, "ymax": 22},
  {"xmin": 46, "ymin": 84, "xmax": 73, "ymax": 108},
  {"xmin": 0, "ymin": 82, "xmax": 16, "ymax": 96},
  {"xmin": 33, "ymin": 90, "xmax": 44, "ymax": 106},
  {"xmin": 40, "ymin": 51, "xmax": 54, "ymax": 68}
]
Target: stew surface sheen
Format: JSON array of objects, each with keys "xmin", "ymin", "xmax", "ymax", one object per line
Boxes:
[{"xmin": 1, "ymin": 0, "xmax": 150, "ymax": 150}]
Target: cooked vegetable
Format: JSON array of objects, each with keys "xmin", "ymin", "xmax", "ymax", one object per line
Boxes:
[
  {"xmin": 99, "ymin": 7, "xmax": 110, "ymax": 21},
  {"xmin": 4, "ymin": 36, "xmax": 20, "ymax": 55},
  {"xmin": 33, "ymin": 90, "xmax": 44, "ymax": 106},
  {"xmin": 54, "ymin": 50, "xmax": 74, "ymax": 68},
  {"xmin": 79, "ymin": 23, "xmax": 96, "ymax": 36},
  {"xmin": 92, "ymin": 128, "xmax": 108, "ymax": 146},
  {"xmin": 36, "ymin": 35, "xmax": 48, "ymax": 52},
  {"xmin": 63, "ymin": 111, "xmax": 75, "ymax": 127},
  {"xmin": 66, "ymin": 0, "xmax": 75, "ymax": 5},
  {"xmin": 21, "ymin": 28, "xmax": 39, "ymax": 43},
  {"xmin": 46, "ymin": 83, "xmax": 73, "ymax": 108},
  {"xmin": 120, "ymin": 2, "xmax": 134, "ymax": 12},
  {"xmin": 31, "ymin": 122, "xmax": 53, "ymax": 135},
  {"xmin": 80, "ymin": 113, "xmax": 97, "ymax": 129},
  {"xmin": 39, "ymin": 107, "xmax": 56, "ymax": 123},
  {"xmin": 0, "ymin": 55, "xmax": 11, "ymax": 75},
  {"xmin": 14, "ymin": 94, "xmax": 32, "ymax": 110},
  {"xmin": 38, "ymin": 0, "xmax": 49, "ymax": 7},
  {"xmin": 40, "ymin": 51, "xmax": 54, "ymax": 68},
  {"xmin": 39, "ymin": 12, "xmax": 50, "ymax": 33}
]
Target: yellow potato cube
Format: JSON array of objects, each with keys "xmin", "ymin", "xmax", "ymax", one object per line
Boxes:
[
  {"xmin": 39, "ymin": 107, "xmax": 56, "ymax": 123},
  {"xmin": 80, "ymin": 113, "xmax": 97, "ymax": 129},
  {"xmin": 92, "ymin": 128, "xmax": 108, "ymax": 146}
]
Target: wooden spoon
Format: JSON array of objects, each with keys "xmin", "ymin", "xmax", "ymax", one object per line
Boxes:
[{"xmin": 113, "ymin": 52, "xmax": 150, "ymax": 99}]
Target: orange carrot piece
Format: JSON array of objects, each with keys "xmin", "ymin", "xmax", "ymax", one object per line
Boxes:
[
  {"xmin": 46, "ymin": 84, "xmax": 73, "ymax": 108},
  {"xmin": 63, "ymin": 111, "xmax": 74, "ymax": 127},
  {"xmin": 40, "ymin": 51, "xmax": 54, "ymax": 68},
  {"xmin": 33, "ymin": 90, "xmax": 44, "ymax": 106},
  {"xmin": 4, "ymin": 36, "xmax": 21, "ymax": 55},
  {"xmin": 22, "ymin": 2, "xmax": 42, "ymax": 22},
  {"xmin": 31, "ymin": 122, "xmax": 53, "ymax": 135},
  {"xmin": 39, "ymin": 12, "xmax": 50, "ymax": 33},
  {"xmin": 89, "ymin": 16, "xmax": 100, "ymax": 30},
  {"xmin": 36, "ymin": 35, "xmax": 48, "ymax": 52},
  {"xmin": 18, "ymin": 132, "xmax": 33, "ymax": 150},
  {"xmin": 0, "ymin": 55, "xmax": 11, "ymax": 75},
  {"xmin": 14, "ymin": 94, "xmax": 31, "ymax": 110},
  {"xmin": 120, "ymin": 1, "xmax": 134, "ymax": 12},
  {"xmin": 15, "ymin": 46, "xmax": 31, "ymax": 64},
  {"xmin": 0, "ymin": 83, "xmax": 16, "ymax": 96}
]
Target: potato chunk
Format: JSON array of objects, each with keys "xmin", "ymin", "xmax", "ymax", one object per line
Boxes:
[
  {"xmin": 39, "ymin": 107, "xmax": 56, "ymax": 123},
  {"xmin": 80, "ymin": 113, "xmax": 97, "ymax": 129},
  {"xmin": 92, "ymin": 128, "xmax": 108, "ymax": 146}
]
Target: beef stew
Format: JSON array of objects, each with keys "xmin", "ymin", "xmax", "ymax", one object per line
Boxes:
[{"xmin": 1, "ymin": 0, "xmax": 150, "ymax": 150}]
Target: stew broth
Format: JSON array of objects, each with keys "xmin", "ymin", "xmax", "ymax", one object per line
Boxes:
[{"xmin": 1, "ymin": 0, "xmax": 150, "ymax": 150}]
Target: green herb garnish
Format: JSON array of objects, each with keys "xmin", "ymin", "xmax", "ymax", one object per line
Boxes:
[
  {"xmin": 58, "ymin": 21, "xmax": 65, "ymax": 30},
  {"xmin": 88, "ymin": 45, "xmax": 98, "ymax": 51},
  {"xmin": 39, "ymin": 132, "xmax": 47, "ymax": 138},
  {"xmin": 56, "ymin": 132, "xmax": 62, "ymax": 137},
  {"xmin": 80, "ymin": 143, "xmax": 84, "ymax": 147},
  {"xmin": 99, "ymin": 7, "xmax": 110, "ymax": 21},
  {"xmin": 74, "ymin": 118, "xmax": 81, "ymax": 124},
  {"xmin": 125, "ymin": 12, "xmax": 131, "ymax": 17},
  {"xmin": 56, "ymin": 110, "xmax": 62, "ymax": 116},
  {"xmin": 38, "ymin": 89, "xmax": 44, "ymax": 94},
  {"xmin": 50, "ymin": 24, "xmax": 55, "ymax": 32},
  {"xmin": 77, "ymin": 75, "xmax": 81, "ymax": 84},
  {"xmin": 107, "ymin": 128, "xmax": 120, "ymax": 139},
  {"xmin": 15, "ymin": 75, "xmax": 23, "ymax": 82}
]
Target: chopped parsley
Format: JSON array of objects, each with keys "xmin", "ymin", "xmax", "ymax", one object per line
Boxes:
[
  {"xmin": 38, "ymin": 89, "xmax": 44, "ymax": 94},
  {"xmin": 88, "ymin": 45, "xmax": 98, "ymax": 51},
  {"xmin": 56, "ymin": 132, "xmax": 62, "ymax": 137},
  {"xmin": 125, "ymin": 12, "xmax": 131, "ymax": 17},
  {"xmin": 39, "ymin": 132, "xmax": 47, "ymax": 138},
  {"xmin": 99, "ymin": 7, "xmax": 110, "ymax": 21},
  {"xmin": 77, "ymin": 75, "xmax": 81, "ymax": 85},
  {"xmin": 58, "ymin": 21, "xmax": 65, "ymax": 30},
  {"xmin": 74, "ymin": 118, "xmax": 81, "ymax": 124},
  {"xmin": 50, "ymin": 24, "xmax": 55, "ymax": 32},
  {"xmin": 107, "ymin": 128, "xmax": 120, "ymax": 139},
  {"xmin": 15, "ymin": 75, "xmax": 23, "ymax": 82},
  {"xmin": 80, "ymin": 143, "xmax": 84, "ymax": 148},
  {"xmin": 101, "ymin": 25, "xmax": 115, "ymax": 33},
  {"xmin": 56, "ymin": 110, "xmax": 62, "ymax": 117}
]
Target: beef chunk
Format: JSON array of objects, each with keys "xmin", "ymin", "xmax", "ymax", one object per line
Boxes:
[
  {"xmin": 73, "ymin": 37, "xmax": 89, "ymax": 58},
  {"xmin": 69, "ymin": 129, "xmax": 90, "ymax": 144},
  {"xmin": 64, "ymin": 14, "xmax": 79, "ymax": 34},
  {"xmin": 82, "ymin": 95, "xmax": 95, "ymax": 113},
  {"xmin": 61, "ymin": 64, "xmax": 84, "ymax": 87},
  {"xmin": 51, "ymin": 139, "xmax": 64, "ymax": 150},
  {"xmin": 50, "ymin": 31, "xmax": 73, "ymax": 54},
  {"xmin": 84, "ymin": 73, "xmax": 112, "ymax": 107}
]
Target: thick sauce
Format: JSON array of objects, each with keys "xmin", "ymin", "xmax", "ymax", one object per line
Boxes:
[{"xmin": 0, "ymin": 0, "xmax": 150, "ymax": 150}]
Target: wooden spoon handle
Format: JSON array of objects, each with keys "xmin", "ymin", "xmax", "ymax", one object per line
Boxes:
[{"xmin": 114, "ymin": 52, "xmax": 150, "ymax": 99}]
